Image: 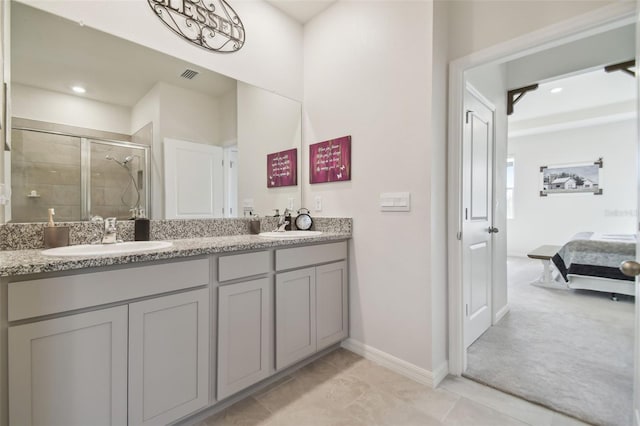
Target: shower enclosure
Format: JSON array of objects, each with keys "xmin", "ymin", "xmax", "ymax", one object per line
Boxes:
[{"xmin": 10, "ymin": 127, "xmax": 150, "ymax": 222}]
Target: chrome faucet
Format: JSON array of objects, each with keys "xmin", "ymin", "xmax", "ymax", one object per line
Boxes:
[{"xmin": 102, "ymin": 217, "xmax": 118, "ymax": 244}]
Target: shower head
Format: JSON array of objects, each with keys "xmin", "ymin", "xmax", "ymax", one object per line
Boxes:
[{"xmin": 105, "ymin": 155, "xmax": 134, "ymax": 167}]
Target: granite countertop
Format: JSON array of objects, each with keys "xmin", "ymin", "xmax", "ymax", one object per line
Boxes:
[{"xmin": 0, "ymin": 232, "xmax": 351, "ymax": 277}]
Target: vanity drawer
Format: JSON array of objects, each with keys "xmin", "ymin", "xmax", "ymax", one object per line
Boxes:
[
  {"xmin": 8, "ymin": 257, "xmax": 210, "ymax": 321},
  {"xmin": 218, "ymin": 250, "xmax": 270, "ymax": 282},
  {"xmin": 276, "ymin": 242, "xmax": 347, "ymax": 271}
]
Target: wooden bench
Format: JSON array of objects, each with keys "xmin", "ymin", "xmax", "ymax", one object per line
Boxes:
[{"xmin": 527, "ymin": 245, "xmax": 562, "ymax": 284}]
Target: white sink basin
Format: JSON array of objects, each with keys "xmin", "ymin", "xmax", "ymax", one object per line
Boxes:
[
  {"xmin": 258, "ymin": 231, "xmax": 323, "ymax": 239},
  {"xmin": 42, "ymin": 241, "xmax": 173, "ymax": 257}
]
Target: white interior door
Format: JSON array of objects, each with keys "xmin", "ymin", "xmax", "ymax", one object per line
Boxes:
[
  {"xmin": 164, "ymin": 138, "xmax": 223, "ymax": 219},
  {"xmin": 463, "ymin": 85, "xmax": 496, "ymax": 349}
]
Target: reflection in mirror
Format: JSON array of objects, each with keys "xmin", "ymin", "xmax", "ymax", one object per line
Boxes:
[{"xmin": 8, "ymin": 1, "xmax": 301, "ymax": 223}]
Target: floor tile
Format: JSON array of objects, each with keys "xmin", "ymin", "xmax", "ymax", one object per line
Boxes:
[
  {"xmin": 391, "ymin": 381, "xmax": 460, "ymax": 422},
  {"xmin": 443, "ymin": 397, "xmax": 529, "ymax": 426},
  {"xmin": 441, "ymin": 376, "xmax": 554, "ymax": 426},
  {"xmin": 345, "ymin": 385, "xmax": 444, "ymax": 426},
  {"xmin": 254, "ymin": 376, "xmax": 312, "ymax": 413},
  {"xmin": 320, "ymin": 347, "xmax": 365, "ymax": 371},
  {"xmin": 267, "ymin": 404, "xmax": 367, "ymax": 426},
  {"xmin": 205, "ymin": 397, "xmax": 273, "ymax": 426}
]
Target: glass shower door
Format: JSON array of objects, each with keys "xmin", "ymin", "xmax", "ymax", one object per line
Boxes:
[
  {"xmin": 10, "ymin": 129, "xmax": 82, "ymax": 222},
  {"xmin": 89, "ymin": 140, "xmax": 149, "ymax": 220}
]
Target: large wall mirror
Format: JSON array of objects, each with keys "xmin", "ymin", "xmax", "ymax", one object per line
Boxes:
[{"xmin": 6, "ymin": 1, "xmax": 301, "ymax": 223}]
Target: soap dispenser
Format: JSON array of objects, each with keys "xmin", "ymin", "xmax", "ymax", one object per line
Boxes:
[
  {"xmin": 133, "ymin": 208, "xmax": 150, "ymax": 241},
  {"xmin": 249, "ymin": 212, "xmax": 261, "ymax": 234},
  {"xmin": 43, "ymin": 208, "xmax": 70, "ymax": 248}
]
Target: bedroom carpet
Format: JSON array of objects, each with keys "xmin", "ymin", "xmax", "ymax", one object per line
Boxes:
[{"xmin": 464, "ymin": 256, "xmax": 635, "ymax": 426}]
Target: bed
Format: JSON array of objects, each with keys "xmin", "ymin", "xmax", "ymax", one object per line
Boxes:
[{"xmin": 551, "ymin": 232, "xmax": 636, "ymax": 298}]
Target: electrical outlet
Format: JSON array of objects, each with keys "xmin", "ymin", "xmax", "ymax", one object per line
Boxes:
[
  {"xmin": 288, "ymin": 198, "xmax": 294, "ymax": 210},
  {"xmin": 314, "ymin": 196, "xmax": 322, "ymax": 212}
]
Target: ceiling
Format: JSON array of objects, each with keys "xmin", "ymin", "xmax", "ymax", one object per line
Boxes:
[
  {"xmin": 509, "ymin": 66, "xmax": 636, "ymax": 124},
  {"xmin": 265, "ymin": 0, "xmax": 336, "ymax": 23},
  {"xmin": 11, "ymin": 2, "xmax": 237, "ymax": 108}
]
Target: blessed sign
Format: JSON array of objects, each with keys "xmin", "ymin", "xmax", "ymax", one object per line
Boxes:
[
  {"xmin": 267, "ymin": 148, "xmax": 297, "ymax": 188},
  {"xmin": 148, "ymin": 0, "xmax": 245, "ymax": 53},
  {"xmin": 310, "ymin": 136, "xmax": 352, "ymax": 184}
]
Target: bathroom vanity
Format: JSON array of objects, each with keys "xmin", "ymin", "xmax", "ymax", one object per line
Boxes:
[{"xmin": 0, "ymin": 232, "xmax": 350, "ymax": 426}]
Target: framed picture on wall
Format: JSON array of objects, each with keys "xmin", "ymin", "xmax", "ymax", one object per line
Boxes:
[
  {"xmin": 267, "ymin": 148, "xmax": 298, "ymax": 188},
  {"xmin": 539, "ymin": 158, "xmax": 603, "ymax": 196}
]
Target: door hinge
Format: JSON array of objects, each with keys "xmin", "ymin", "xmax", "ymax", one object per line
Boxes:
[
  {"xmin": 456, "ymin": 231, "xmax": 462, "ymax": 241},
  {"xmin": 466, "ymin": 304, "xmax": 469, "ymax": 316},
  {"xmin": 465, "ymin": 110, "xmax": 474, "ymax": 124},
  {"xmin": 230, "ymin": 161, "xmax": 234, "ymax": 168},
  {"xmin": 465, "ymin": 208, "xmax": 468, "ymax": 220}
]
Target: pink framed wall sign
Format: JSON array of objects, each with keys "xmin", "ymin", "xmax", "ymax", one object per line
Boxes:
[
  {"xmin": 267, "ymin": 148, "xmax": 298, "ymax": 188},
  {"xmin": 310, "ymin": 136, "xmax": 351, "ymax": 184}
]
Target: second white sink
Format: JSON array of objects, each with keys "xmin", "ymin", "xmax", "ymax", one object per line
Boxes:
[
  {"xmin": 258, "ymin": 231, "xmax": 323, "ymax": 239},
  {"xmin": 42, "ymin": 241, "xmax": 173, "ymax": 257}
]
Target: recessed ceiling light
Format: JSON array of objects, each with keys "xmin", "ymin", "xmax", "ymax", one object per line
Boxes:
[
  {"xmin": 72, "ymin": 86, "xmax": 86, "ymax": 94},
  {"xmin": 550, "ymin": 87, "xmax": 563, "ymax": 94}
]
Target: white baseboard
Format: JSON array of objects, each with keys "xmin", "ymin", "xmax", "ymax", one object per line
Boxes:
[
  {"xmin": 341, "ymin": 338, "xmax": 449, "ymax": 388},
  {"xmin": 494, "ymin": 304, "xmax": 510, "ymax": 324}
]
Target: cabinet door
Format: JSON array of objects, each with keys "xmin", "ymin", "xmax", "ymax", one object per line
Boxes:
[
  {"xmin": 316, "ymin": 261, "xmax": 349, "ymax": 350},
  {"xmin": 218, "ymin": 278, "xmax": 271, "ymax": 399},
  {"xmin": 129, "ymin": 288, "xmax": 210, "ymax": 426},
  {"xmin": 9, "ymin": 306, "xmax": 128, "ymax": 426},
  {"xmin": 275, "ymin": 267, "xmax": 316, "ymax": 370}
]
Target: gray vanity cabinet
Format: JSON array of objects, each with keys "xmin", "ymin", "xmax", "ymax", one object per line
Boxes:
[
  {"xmin": 128, "ymin": 288, "xmax": 210, "ymax": 426},
  {"xmin": 217, "ymin": 277, "xmax": 272, "ymax": 400},
  {"xmin": 7, "ymin": 257, "xmax": 211, "ymax": 426},
  {"xmin": 316, "ymin": 261, "xmax": 348, "ymax": 350},
  {"xmin": 275, "ymin": 242, "xmax": 349, "ymax": 371},
  {"xmin": 8, "ymin": 306, "xmax": 129, "ymax": 426},
  {"xmin": 275, "ymin": 267, "xmax": 317, "ymax": 370}
]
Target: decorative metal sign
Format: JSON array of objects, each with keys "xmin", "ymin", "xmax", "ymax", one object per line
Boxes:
[{"xmin": 148, "ymin": 0, "xmax": 245, "ymax": 53}]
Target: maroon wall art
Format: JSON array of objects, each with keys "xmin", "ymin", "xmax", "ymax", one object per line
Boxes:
[
  {"xmin": 310, "ymin": 136, "xmax": 351, "ymax": 184},
  {"xmin": 267, "ymin": 148, "xmax": 298, "ymax": 188}
]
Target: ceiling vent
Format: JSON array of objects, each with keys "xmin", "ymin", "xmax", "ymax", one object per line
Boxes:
[{"xmin": 180, "ymin": 69, "xmax": 199, "ymax": 80}]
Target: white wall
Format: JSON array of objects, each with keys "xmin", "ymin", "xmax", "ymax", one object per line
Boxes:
[
  {"xmin": 466, "ymin": 63, "xmax": 509, "ymax": 322},
  {"xmin": 12, "ymin": 83, "xmax": 131, "ymax": 134},
  {"xmin": 131, "ymin": 82, "xmax": 230, "ymax": 219},
  {"xmin": 303, "ymin": 1, "xmax": 434, "ymax": 370},
  {"xmin": 446, "ymin": 0, "xmax": 616, "ymax": 61},
  {"xmin": 158, "ymin": 82, "xmax": 222, "ymax": 147},
  {"xmin": 507, "ymin": 119, "xmax": 637, "ymax": 257},
  {"xmin": 21, "ymin": 0, "xmax": 304, "ymax": 101},
  {"xmin": 430, "ymin": 0, "xmax": 449, "ymax": 373},
  {"xmin": 219, "ymin": 89, "xmax": 238, "ymax": 146},
  {"xmin": 237, "ymin": 82, "xmax": 301, "ymax": 216}
]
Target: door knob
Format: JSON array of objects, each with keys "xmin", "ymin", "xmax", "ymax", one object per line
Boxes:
[
  {"xmin": 488, "ymin": 227, "xmax": 499, "ymax": 234},
  {"xmin": 620, "ymin": 260, "xmax": 640, "ymax": 277}
]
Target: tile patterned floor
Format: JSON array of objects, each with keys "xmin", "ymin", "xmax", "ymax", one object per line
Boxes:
[{"xmin": 196, "ymin": 348, "xmax": 589, "ymax": 426}]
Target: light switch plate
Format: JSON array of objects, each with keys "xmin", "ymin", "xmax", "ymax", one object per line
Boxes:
[{"xmin": 380, "ymin": 192, "xmax": 411, "ymax": 212}]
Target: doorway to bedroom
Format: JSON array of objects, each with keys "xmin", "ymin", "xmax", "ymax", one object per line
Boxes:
[{"xmin": 461, "ymin": 22, "xmax": 637, "ymax": 426}]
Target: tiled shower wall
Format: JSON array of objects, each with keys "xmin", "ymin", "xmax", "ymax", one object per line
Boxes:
[{"xmin": 10, "ymin": 119, "xmax": 150, "ymax": 222}]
